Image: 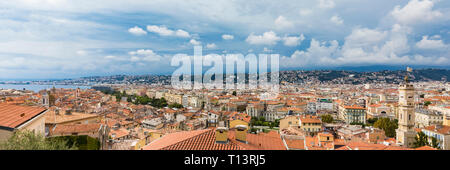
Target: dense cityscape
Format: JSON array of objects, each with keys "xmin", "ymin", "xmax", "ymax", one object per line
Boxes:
[
  {"xmin": 0, "ymin": 67, "xmax": 449, "ymax": 150},
  {"xmin": 3, "ymin": 68, "xmax": 448, "ymax": 86}
]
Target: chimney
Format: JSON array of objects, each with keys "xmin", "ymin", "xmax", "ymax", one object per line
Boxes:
[
  {"xmin": 235, "ymin": 125, "xmax": 248, "ymax": 143},
  {"xmin": 435, "ymin": 124, "xmax": 442, "ymax": 130},
  {"xmin": 215, "ymin": 127, "xmax": 229, "ymax": 143},
  {"xmin": 65, "ymin": 109, "xmax": 72, "ymax": 115}
]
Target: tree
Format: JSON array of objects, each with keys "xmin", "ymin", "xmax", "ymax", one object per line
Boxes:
[
  {"xmin": 127, "ymin": 96, "xmax": 132, "ymax": 102},
  {"xmin": 350, "ymin": 122, "xmax": 365, "ymax": 128},
  {"xmin": 413, "ymin": 131, "xmax": 428, "ymax": 148},
  {"xmin": 232, "ymin": 91, "xmax": 237, "ymax": 96},
  {"xmin": 237, "ymin": 105, "xmax": 246, "ymax": 112},
  {"xmin": 366, "ymin": 118, "xmax": 378, "ymax": 126},
  {"xmin": 373, "ymin": 118, "xmax": 398, "ymax": 137},
  {"xmin": 269, "ymin": 122, "xmax": 275, "ymax": 129},
  {"xmin": 48, "ymin": 93, "xmax": 56, "ymax": 106},
  {"xmin": 0, "ymin": 130, "xmax": 77, "ymax": 150},
  {"xmin": 273, "ymin": 119, "xmax": 280, "ymax": 127},
  {"xmin": 321, "ymin": 114, "xmax": 334, "ymax": 123},
  {"xmin": 424, "ymin": 101, "xmax": 432, "ymax": 106},
  {"xmin": 49, "ymin": 135, "xmax": 99, "ymax": 150},
  {"xmin": 258, "ymin": 116, "xmax": 266, "ymax": 122},
  {"xmin": 431, "ymin": 136, "xmax": 440, "ymax": 149},
  {"xmin": 168, "ymin": 103, "xmax": 183, "ymax": 109}
]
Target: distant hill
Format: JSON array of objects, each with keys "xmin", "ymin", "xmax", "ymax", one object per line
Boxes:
[
  {"xmin": 28, "ymin": 68, "xmax": 449, "ymax": 85},
  {"xmin": 278, "ymin": 68, "xmax": 449, "ymax": 84}
]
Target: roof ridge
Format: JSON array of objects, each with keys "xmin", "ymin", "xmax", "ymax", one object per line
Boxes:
[{"xmin": 160, "ymin": 128, "xmax": 213, "ymax": 150}]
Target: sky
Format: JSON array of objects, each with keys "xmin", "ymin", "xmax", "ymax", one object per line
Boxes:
[{"xmin": 0, "ymin": 0, "xmax": 449, "ymax": 79}]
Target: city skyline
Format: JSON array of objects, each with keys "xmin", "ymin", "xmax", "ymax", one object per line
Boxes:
[{"xmin": 0, "ymin": 0, "xmax": 449, "ymax": 79}]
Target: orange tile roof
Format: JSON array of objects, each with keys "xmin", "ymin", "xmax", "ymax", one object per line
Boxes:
[
  {"xmin": 300, "ymin": 115, "xmax": 321, "ymax": 124},
  {"xmin": 45, "ymin": 109, "xmax": 99, "ymax": 124},
  {"xmin": 415, "ymin": 146, "xmax": 438, "ymax": 150},
  {"xmin": 51, "ymin": 123, "xmax": 102, "ymax": 135},
  {"xmin": 0, "ymin": 104, "xmax": 46, "ymax": 129},
  {"xmin": 144, "ymin": 128, "xmax": 286, "ymax": 150},
  {"xmin": 334, "ymin": 138, "xmax": 346, "ymax": 146},
  {"xmin": 110, "ymin": 128, "xmax": 130, "ymax": 139},
  {"xmin": 229, "ymin": 112, "xmax": 251, "ymax": 123},
  {"xmin": 369, "ymin": 104, "xmax": 382, "ymax": 108},
  {"xmin": 266, "ymin": 101, "xmax": 283, "ymax": 105},
  {"xmin": 304, "ymin": 136, "xmax": 334, "ymax": 150},
  {"xmin": 144, "ymin": 129, "xmax": 209, "ymax": 150},
  {"xmin": 343, "ymin": 105, "xmax": 365, "ymax": 110},
  {"xmin": 285, "ymin": 139, "xmax": 305, "ymax": 150},
  {"xmin": 230, "ymin": 130, "xmax": 286, "ymax": 150},
  {"xmin": 423, "ymin": 125, "xmax": 450, "ymax": 135},
  {"xmin": 344, "ymin": 142, "xmax": 413, "ymax": 150}
]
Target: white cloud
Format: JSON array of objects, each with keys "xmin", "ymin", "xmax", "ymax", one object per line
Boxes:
[
  {"xmin": 222, "ymin": 34, "xmax": 234, "ymax": 40},
  {"xmin": 431, "ymin": 35, "xmax": 441, "ymax": 39},
  {"xmin": 76, "ymin": 50, "xmax": 87, "ymax": 56},
  {"xmin": 206, "ymin": 43, "xmax": 217, "ymax": 49},
  {"xmin": 281, "ymin": 39, "xmax": 340, "ymax": 68},
  {"xmin": 175, "ymin": 29, "xmax": 191, "ymax": 38},
  {"xmin": 104, "ymin": 55, "xmax": 117, "ymax": 60},
  {"xmin": 0, "ymin": 0, "xmax": 449, "ymax": 78},
  {"xmin": 330, "ymin": 15, "xmax": 343, "ymax": 25},
  {"xmin": 130, "ymin": 56, "xmax": 140, "ymax": 62},
  {"xmin": 299, "ymin": 9, "xmax": 313, "ymax": 16},
  {"xmin": 189, "ymin": 39, "xmax": 201, "ymax": 45},
  {"xmin": 146, "ymin": 25, "xmax": 173, "ymax": 36},
  {"xmin": 416, "ymin": 35, "xmax": 447, "ymax": 49},
  {"xmin": 391, "ymin": 0, "xmax": 443, "ymax": 25},
  {"xmin": 146, "ymin": 25, "xmax": 190, "ymax": 38},
  {"xmin": 128, "ymin": 26, "xmax": 147, "ymax": 36},
  {"xmin": 129, "ymin": 49, "xmax": 156, "ymax": 56},
  {"xmin": 128, "ymin": 49, "xmax": 162, "ymax": 62},
  {"xmin": 246, "ymin": 31, "xmax": 281, "ymax": 45},
  {"xmin": 263, "ymin": 47, "xmax": 272, "ymax": 52},
  {"xmin": 274, "ymin": 16, "xmax": 293, "ymax": 30},
  {"xmin": 283, "ymin": 34, "xmax": 305, "ymax": 47},
  {"xmin": 343, "ymin": 28, "xmax": 388, "ymax": 49},
  {"xmin": 318, "ymin": 0, "xmax": 335, "ymax": 9},
  {"xmin": 338, "ymin": 25, "xmax": 411, "ymax": 65},
  {"xmin": 281, "ymin": 23, "xmax": 449, "ymax": 67}
]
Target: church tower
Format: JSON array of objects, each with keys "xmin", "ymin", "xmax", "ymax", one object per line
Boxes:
[
  {"xmin": 41, "ymin": 92, "xmax": 49, "ymax": 107},
  {"xmin": 396, "ymin": 67, "xmax": 416, "ymax": 147}
]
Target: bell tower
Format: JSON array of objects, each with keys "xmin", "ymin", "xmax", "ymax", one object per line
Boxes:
[{"xmin": 396, "ymin": 67, "xmax": 416, "ymax": 147}]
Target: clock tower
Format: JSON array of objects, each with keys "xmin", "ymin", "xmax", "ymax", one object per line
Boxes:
[{"xmin": 396, "ymin": 68, "xmax": 416, "ymax": 147}]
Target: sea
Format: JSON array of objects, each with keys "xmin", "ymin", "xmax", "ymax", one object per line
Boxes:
[{"xmin": 0, "ymin": 84, "xmax": 91, "ymax": 92}]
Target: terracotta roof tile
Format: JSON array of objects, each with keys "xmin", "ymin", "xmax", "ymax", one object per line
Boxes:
[
  {"xmin": 144, "ymin": 128, "xmax": 286, "ymax": 150},
  {"xmin": 415, "ymin": 146, "xmax": 438, "ymax": 150},
  {"xmin": 285, "ymin": 139, "xmax": 305, "ymax": 150},
  {"xmin": 51, "ymin": 123, "xmax": 102, "ymax": 135},
  {"xmin": 0, "ymin": 103, "xmax": 46, "ymax": 129},
  {"xmin": 423, "ymin": 125, "xmax": 450, "ymax": 135}
]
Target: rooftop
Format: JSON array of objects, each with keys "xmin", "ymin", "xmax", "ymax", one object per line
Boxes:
[
  {"xmin": 50, "ymin": 123, "xmax": 102, "ymax": 135},
  {"xmin": 0, "ymin": 103, "xmax": 47, "ymax": 129},
  {"xmin": 144, "ymin": 128, "xmax": 286, "ymax": 150},
  {"xmin": 45, "ymin": 109, "xmax": 99, "ymax": 124}
]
